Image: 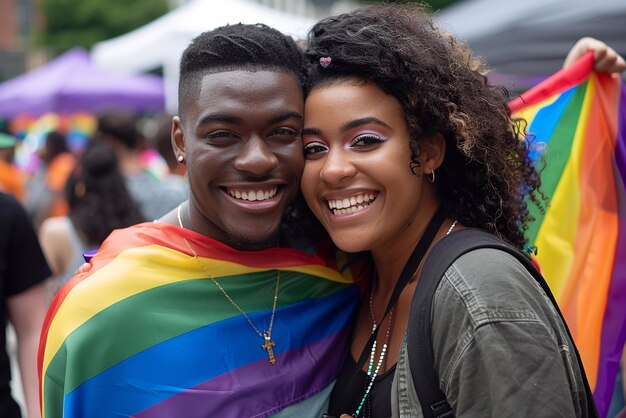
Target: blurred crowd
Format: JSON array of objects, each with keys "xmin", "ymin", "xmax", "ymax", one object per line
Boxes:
[
  {"xmin": 1, "ymin": 111, "xmax": 188, "ymax": 418},
  {"xmin": 1, "ymin": 111, "xmax": 188, "ymax": 296}
]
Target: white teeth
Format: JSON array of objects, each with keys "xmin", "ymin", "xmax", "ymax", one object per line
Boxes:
[
  {"xmin": 327, "ymin": 193, "xmax": 378, "ymax": 215},
  {"xmin": 227, "ymin": 187, "xmax": 277, "ymax": 202},
  {"xmin": 333, "ymin": 206, "xmax": 360, "ymax": 216}
]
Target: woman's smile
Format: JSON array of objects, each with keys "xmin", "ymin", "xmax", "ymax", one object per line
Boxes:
[{"xmin": 301, "ymin": 80, "xmax": 431, "ymax": 255}]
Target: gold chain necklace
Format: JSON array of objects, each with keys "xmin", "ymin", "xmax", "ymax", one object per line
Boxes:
[{"xmin": 177, "ymin": 204, "xmax": 280, "ymax": 365}]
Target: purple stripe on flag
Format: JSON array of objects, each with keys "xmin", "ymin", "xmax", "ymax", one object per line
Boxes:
[
  {"xmin": 615, "ymin": 86, "xmax": 626, "ymax": 186},
  {"xmin": 135, "ymin": 329, "xmax": 349, "ymax": 418},
  {"xmin": 594, "ymin": 84, "xmax": 626, "ymax": 418}
]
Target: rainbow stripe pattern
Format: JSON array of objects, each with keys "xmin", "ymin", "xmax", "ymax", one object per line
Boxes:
[
  {"xmin": 510, "ymin": 52, "xmax": 626, "ymax": 417},
  {"xmin": 38, "ymin": 222, "xmax": 362, "ymax": 418}
]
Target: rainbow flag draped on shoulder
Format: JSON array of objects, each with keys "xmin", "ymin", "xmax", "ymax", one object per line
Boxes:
[
  {"xmin": 38, "ymin": 222, "xmax": 363, "ymax": 418},
  {"xmin": 510, "ymin": 52, "xmax": 626, "ymax": 417}
]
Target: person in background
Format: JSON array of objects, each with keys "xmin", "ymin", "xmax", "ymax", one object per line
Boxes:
[
  {"xmin": 1, "ymin": 192, "xmax": 50, "ymax": 418},
  {"xmin": 26, "ymin": 132, "xmax": 76, "ymax": 229},
  {"xmin": 0, "ymin": 132, "xmax": 25, "ymax": 201},
  {"xmin": 94, "ymin": 110, "xmax": 186, "ymax": 221},
  {"xmin": 38, "ymin": 141, "xmax": 144, "ymax": 298}
]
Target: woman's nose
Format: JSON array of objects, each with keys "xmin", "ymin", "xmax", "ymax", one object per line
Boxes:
[{"xmin": 319, "ymin": 148, "xmax": 357, "ymax": 184}]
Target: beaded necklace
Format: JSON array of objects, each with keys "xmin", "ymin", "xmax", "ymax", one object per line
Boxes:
[
  {"xmin": 353, "ymin": 287, "xmax": 394, "ymax": 417},
  {"xmin": 352, "ymin": 218, "xmax": 457, "ymax": 417},
  {"xmin": 330, "ymin": 209, "xmax": 447, "ymax": 418}
]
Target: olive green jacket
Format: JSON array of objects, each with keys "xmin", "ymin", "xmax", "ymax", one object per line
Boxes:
[{"xmin": 392, "ymin": 248, "xmax": 589, "ymax": 418}]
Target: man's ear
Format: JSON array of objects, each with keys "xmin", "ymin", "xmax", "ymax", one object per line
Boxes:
[
  {"xmin": 420, "ymin": 133, "xmax": 446, "ymax": 174},
  {"xmin": 171, "ymin": 116, "xmax": 185, "ymax": 158}
]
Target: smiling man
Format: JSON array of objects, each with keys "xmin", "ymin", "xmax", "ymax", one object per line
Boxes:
[
  {"xmin": 38, "ymin": 24, "xmax": 362, "ymax": 418},
  {"xmin": 172, "ymin": 69, "xmax": 304, "ymax": 250}
]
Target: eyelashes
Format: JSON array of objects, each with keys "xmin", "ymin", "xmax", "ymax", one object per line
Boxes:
[
  {"xmin": 303, "ymin": 132, "xmax": 387, "ymax": 159},
  {"xmin": 303, "ymin": 142, "xmax": 327, "ymax": 157},
  {"xmin": 351, "ymin": 134, "xmax": 385, "ymax": 147}
]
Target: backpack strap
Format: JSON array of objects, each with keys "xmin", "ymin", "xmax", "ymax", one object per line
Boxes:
[{"xmin": 406, "ymin": 228, "xmax": 598, "ymax": 418}]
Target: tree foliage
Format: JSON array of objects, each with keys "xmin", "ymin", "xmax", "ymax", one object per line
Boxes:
[
  {"xmin": 421, "ymin": 0, "xmax": 461, "ymax": 11},
  {"xmin": 39, "ymin": 0, "xmax": 169, "ymax": 53}
]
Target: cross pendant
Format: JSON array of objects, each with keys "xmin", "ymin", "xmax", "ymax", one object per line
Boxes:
[{"xmin": 261, "ymin": 332, "xmax": 276, "ymax": 365}]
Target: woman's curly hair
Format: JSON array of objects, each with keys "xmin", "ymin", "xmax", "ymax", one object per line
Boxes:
[{"xmin": 304, "ymin": 4, "xmax": 544, "ymax": 249}]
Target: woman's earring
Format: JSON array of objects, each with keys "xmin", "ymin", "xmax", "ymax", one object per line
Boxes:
[
  {"xmin": 428, "ymin": 169, "xmax": 436, "ymax": 183},
  {"xmin": 177, "ymin": 155, "xmax": 184, "ymax": 163}
]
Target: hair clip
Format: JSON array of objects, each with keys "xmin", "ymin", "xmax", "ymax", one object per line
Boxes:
[{"xmin": 319, "ymin": 57, "xmax": 332, "ymax": 69}]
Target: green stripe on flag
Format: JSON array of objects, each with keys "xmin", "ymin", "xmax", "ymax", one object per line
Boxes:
[
  {"xmin": 45, "ymin": 269, "xmax": 351, "ymax": 394},
  {"xmin": 526, "ymin": 82, "xmax": 588, "ymax": 243}
]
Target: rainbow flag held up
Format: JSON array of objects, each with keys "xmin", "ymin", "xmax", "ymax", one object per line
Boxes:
[
  {"xmin": 38, "ymin": 222, "xmax": 363, "ymax": 418},
  {"xmin": 510, "ymin": 52, "xmax": 626, "ymax": 417}
]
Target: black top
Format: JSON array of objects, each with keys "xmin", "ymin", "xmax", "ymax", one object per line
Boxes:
[
  {"xmin": 329, "ymin": 354, "xmax": 396, "ymax": 418},
  {"xmin": 0, "ymin": 192, "xmax": 52, "ymax": 418},
  {"xmin": 328, "ymin": 209, "xmax": 446, "ymax": 418}
]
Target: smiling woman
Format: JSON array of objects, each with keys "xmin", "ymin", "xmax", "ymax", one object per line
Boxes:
[
  {"xmin": 302, "ymin": 81, "xmax": 440, "ymax": 255},
  {"xmin": 302, "ymin": 4, "xmax": 597, "ymax": 418}
]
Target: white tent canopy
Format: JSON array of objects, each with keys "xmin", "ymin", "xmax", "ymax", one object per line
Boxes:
[
  {"xmin": 91, "ymin": 0, "xmax": 315, "ymax": 112},
  {"xmin": 94, "ymin": 0, "xmax": 626, "ymax": 109},
  {"xmin": 435, "ymin": 0, "xmax": 626, "ymax": 79}
]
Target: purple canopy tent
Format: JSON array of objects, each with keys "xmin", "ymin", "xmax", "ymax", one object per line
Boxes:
[{"xmin": 0, "ymin": 48, "xmax": 164, "ymax": 118}]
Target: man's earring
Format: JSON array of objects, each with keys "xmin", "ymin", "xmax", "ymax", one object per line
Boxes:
[{"xmin": 177, "ymin": 155, "xmax": 184, "ymax": 163}]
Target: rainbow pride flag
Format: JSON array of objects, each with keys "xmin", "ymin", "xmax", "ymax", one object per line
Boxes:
[
  {"xmin": 510, "ymin": 52, "xmax": 626, "ymax": 417},
  {"xmin": 38, "ymin": 222, "xmax": 363, "ymax": 418}
]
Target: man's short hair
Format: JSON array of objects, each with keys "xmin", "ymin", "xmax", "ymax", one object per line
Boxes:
[{"xmin": 178, "ymin": 23, "xmax": 305, "ymax": 116}]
